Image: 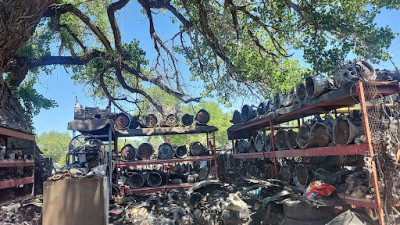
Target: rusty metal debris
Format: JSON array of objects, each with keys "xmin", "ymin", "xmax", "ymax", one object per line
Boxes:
[
  {"xmin": 120, "ymin": 144, "xmax": 136, "ymax": 161},
  {"xmin": 66, "ymin": 134, "xmax": 105, "ymax": 169},
  {"xmin": 305, "ymin": 75, "xmax": 333, "ymax": 99},
  {"xmin": 240, "ymin": 105, "xmax": 256, "ymax": 122},
  {"xmin": 295, "ymin": 83, "xmax": 307, "ymax": 102},
  {"xmin": 275, "ymin": 129, "xmax": 287, "ymax": 150},
  {"xmin": 137, "ymin": 143, "xmax": 154, "ymax": 159},
  {"xmin": 181, "ymin": 114, "xmax": 194, "ymax": 126},
  {"xmin": 0, "ymin": 200, "xmax": 42, "ymax": 225},
  {"xmin": 158, "ymin": 143, "xmax": 175, "ymax": 159},
  {"xmin": 163, "ymin": 114, "xmax": 179, "ymax": 127},
  {"xmin": 175, "ymin": 145, "xmax": 188, "ymax": 158},
  {"xmin": 333, "ymin": 115, "xmax": 365, "ymax": 145},
  {"xmin": 114, "ymin": 113, "xmax": 131, "ymax": 130},
  {"xmin": 230, "ymin": 110, "xmax": 242, "ymax": 124},
  {"xmin": 189, "ymin": 141, "xmax": 207, "ymax": 156},
  {"xmin": 195, "ymin": 109, "xmax": 211, "ymax": 125},
  {"xmin": 110, "ymin": 180, "xmax": 298, "ymax": 225},
  {"xmin": 274, "ymin": 93, "xmax": 285, "ymax": 109},
  {"xmin": 142, "ymin": 114, "xmax": 158, "ymax": 128}
]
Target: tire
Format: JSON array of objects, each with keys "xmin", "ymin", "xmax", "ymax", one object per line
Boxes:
[
  {"xmin": 282, "ymin": 216, "xmax": 332, "ymax": 225},
  {"xmin": 283, "ymin": 199, "xmax": 334, "ymax": 220}
]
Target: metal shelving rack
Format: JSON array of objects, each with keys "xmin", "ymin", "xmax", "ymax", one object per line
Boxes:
[
  {"xmin": 114, "ymin": 126, "xmax": 219, "ymax": 194},
  {"xmin": 0, "ymin": 126, "xmax": 35, "ymax": 199},
  {"xmin": 228, "ymin": 81, "xmax": 400, "ymax": 225}
]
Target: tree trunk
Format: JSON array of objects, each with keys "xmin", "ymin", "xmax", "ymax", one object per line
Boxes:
[
  {"xmin": 0, "ymin": 83, "xmax": 31, "ymax": 131},
  {"xmin": 0, "ymin": 0, "xmax": 56, "ymax": 131},
  {"xmin": 0, "ymin": 0, "xmax": 56, "ymax": 72}
]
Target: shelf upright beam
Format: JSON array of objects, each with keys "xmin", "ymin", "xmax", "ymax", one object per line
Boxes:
[
  {"xmin": 262, "ymin": 128, "xmax": 266, "ymax": 159},
  {"xmin": 212, "ymin": 131, "xmax": 219, "ymax": 180},
  {"xmin": 357, "ymin": 82, "xmax": 385, "ymax": 225},
  {"xmin": 108, "ymin": 127, "xmax": 112, "ymax": 197},
  {"xmin": 269, "ymin": 120, "xmax": 279, "ymax": 179},
  {"xmin": 114, "ymin": 134, "xmax": 119, "ymax": 185},
  {"xmin": 231, "ymin": 130, "xmax": 237, "ymax": 179}
]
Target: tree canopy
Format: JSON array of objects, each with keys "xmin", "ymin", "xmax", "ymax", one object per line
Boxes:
[
  {"xmin": 36, "ymin": 131, "xmax": 71, "ymax": 166},
  {"xmin": 0, "ymin": 0, "xmax": 399, "ymax": 122}
]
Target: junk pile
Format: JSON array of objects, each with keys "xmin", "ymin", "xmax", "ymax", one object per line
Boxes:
[
  {"xmin": 73, "ymin": 104, "xmax": 210, "ymax": 131},
  {"xmin": 0, "ymin": 199, "xmax": 42, "ymax": 225},
  {"xmin": 120, "ymin": 141, "xmax": 208, "ymax": 162},
  {"xmin": 110, "ymin": 180, "xmax": 255, "ymax": 225},
  {"xmin": 118, "ymin": 140, "xmax": 212, "ymax": 189},
  {"xmin": 234, "ymin": 111, "xmax": 364, "ymax": 153},
  {"xmin": 110, "ymin": 179, "xmax": 376, "ymax": 225},
  {"xmin": 48, "ymin": 134, "xmax": 108, "ymax": 181},
  {"xmin": 119, "ymin": 160, "xmax": 215, "ymax": 189}
]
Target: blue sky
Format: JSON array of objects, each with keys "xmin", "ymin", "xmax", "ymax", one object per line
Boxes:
[{"xmin": 32, "ymin": 5, "xmax": 400, "ymax": 135}]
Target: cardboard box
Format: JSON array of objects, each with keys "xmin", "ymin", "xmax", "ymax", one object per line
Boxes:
[{"xmin": 43, "ymin": 178, "xmax": 108, "ymax": 225}]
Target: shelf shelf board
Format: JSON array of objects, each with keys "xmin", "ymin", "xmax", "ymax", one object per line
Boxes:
[
  {"xmin": 232, "ymin": 152, "xmax": 264, "ymax": 159},
  {"xmin": 337, "ymin": 193, "xmax": 377, "ymax": 209},
  {"xmin": 233, "ymin": 144, "xmax": 368, "ymax": 159},
  {"xmin": 0, "ymin": 160, "xmax": 34, "ymax": 168},
  {"xmin": 129, "ymin": 182, "xmax": 196, "ymax": 194},
  {"xmin": 0, "ymin": 126, "xmax": 35, "ymax": 141},
  {"xmin": 0, "ymin": 177, "xmax": 34, "ymax": 189},
  {"xmin": 292, "ymin": 186, "xmax": 376, "ymax": 209},
  {"xmin": 118, "ymin": 155, "xmax": 215, "ymax": 166},
  {"xmin": 117, "ymin": 125, "xmax": 218, "ymax": 137}
]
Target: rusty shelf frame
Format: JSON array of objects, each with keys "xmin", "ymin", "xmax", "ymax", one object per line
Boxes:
[
  {"xmin": 0, "ymin": 159, "xmax": 34, "ymax": 168},
  {"xmin": 127, "ymin": 182, "xmax": 196, "ymax": 194},
  {"xmin": 229, "ymin": 81, "xmax": 400, "ymax": 225},
  {"xmin": 233, "ymin": 144, "xmax": 368, "ymax": 159},
  {"xmin": 0, "ymin": 126, "xmax": 35, "ymax": 141},
  {"xmin": 338, "ymin": 194, "xmax": 377, "ymax": 209},
  {"xmin": 0, "ymin": 126, "xmax": 35, "ymax": 199},
  {"xmin": 0, "ymin": 177, "xmax": 34, "ymax": 189},
  {"xmin": 116, "ymin": 125, "xmax": 218, "ymax": 137},
  {"xmin": 118, "ymin": 155, "xmax": 216, "ymax": 167},
  {"xmin": 115, "ymin": 126, "xmax": 220, "ymax": 194}
]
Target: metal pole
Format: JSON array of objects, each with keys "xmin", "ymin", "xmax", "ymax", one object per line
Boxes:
[
  {"xmin": 212, "ymin": 131, "xmax": 218, "ymax": 180},
  {"xmin": 270, "ymin": 120, "xmax": 279, "ymax": 179},
  {"xmin": 108, "ymin": 127, "xmax": 112, "ymax": 197},
  {"xmin": 114, "ymin": 134, "xmax": 119, "ymax": 185},
  {"xmin": 358, "ymin": 82, "xmax": 385, "ymax": 225},
  {"xmin": 262, "ymin": 128, "xmax": 266, "ymax": 159},
  {"xmin": 231, "ymin": 131, "xmax": 236, "ymax": 179}
]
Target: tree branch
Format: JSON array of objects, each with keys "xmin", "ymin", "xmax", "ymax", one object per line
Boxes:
[
  {"xmin": 5, "ymin": 50, "xmax": 105, "ymax": 86},
  {"xmin": 46, "ymin": 4, "xmax": 113, "ymax": 54},
  {"xmin": 107, "ymin": 0, "xmax": 129, "ymax": 57},
  {"xmin": 121, "ymin": 62, "xmax": 200, "ymax": 103},
  {"xmin": 99, "ymin": 69, "xmax": 125, "ymax": 112},
  {"xmin": 113, "ymin": 62, "xmax": 164, "ymax": 113},
  {"xmin": 59, "ymin": 24, "xmax": 87, "ymax": 52}
]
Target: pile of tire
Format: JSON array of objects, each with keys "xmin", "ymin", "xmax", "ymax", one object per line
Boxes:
[{"xmin": 282, "ymin": 198, "xmax": 335, "ymax": 225}]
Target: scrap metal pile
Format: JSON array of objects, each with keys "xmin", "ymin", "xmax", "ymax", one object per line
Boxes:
[
  {"xmin": 109, "ymin": 180, "xmax": 376, "ymax": 225},
  {"xmin": 235, "ymin": 111, "xmax": 364, "ymax": 153},
  {"xmin": 74, "ymin": 102, "xmax": 210, "ymax": 131},
  {"xmin": 228, "ymin": 58, "xmax": 400, "ymax": 223},
  {"xmin": 0, "ymin": 199, "xmax": 42, "ymax": 225},
  {"xmin": 118, "ymin": 141, "xmax": 212, "ymax": 189},
  {"xmin": 116, "ymin": 109, "xmax": 214, "ymax": 189},
  {"xmin": 48, "ymin": 134, "xmax": 108, "ymax": 181},
  {"xmin": 112, "ymin": 109, "xmax": 210, "ymax": 130}
]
